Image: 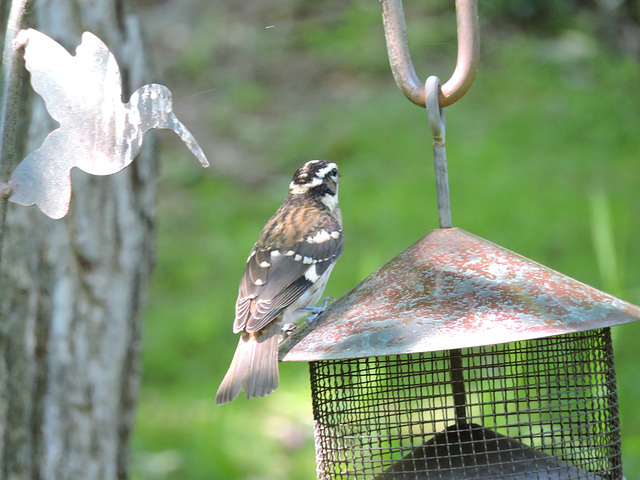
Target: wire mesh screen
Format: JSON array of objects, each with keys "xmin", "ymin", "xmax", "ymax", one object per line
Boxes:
[{"xmin": 310, "ymin": 328, "xmax": 622, "ymax": 480}]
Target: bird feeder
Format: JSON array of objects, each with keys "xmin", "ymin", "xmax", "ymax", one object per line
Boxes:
[
  {"xmin": 279, "ymin": 1, "xmax": 640, "ymax": 478},
  {"xmin": 280, "ymin": 227, "xmax": 640, "ymax": 479}
]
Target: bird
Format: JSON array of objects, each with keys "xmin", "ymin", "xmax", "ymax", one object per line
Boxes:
[
  {"xmin": 216, "ymin": 160, "xmax": 343, "ymax": 405},
  {"xmin": 9, "ymin": 28, "xmax": 208, "ymax": 219}
]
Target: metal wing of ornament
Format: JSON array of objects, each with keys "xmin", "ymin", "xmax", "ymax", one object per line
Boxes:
[{"xmin": 9, "ymin": 28, "xmax": 209, "ymax": 219}]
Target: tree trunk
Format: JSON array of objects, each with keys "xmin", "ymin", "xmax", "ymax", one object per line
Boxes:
[{"xmin": 0, "ymin": 0, "xmax": 156, "ymax": 479}]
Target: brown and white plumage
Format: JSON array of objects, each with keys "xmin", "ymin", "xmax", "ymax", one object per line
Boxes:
[{"xmin": 216, "ymin": 160, "xmax": 343, "ymax": 405}]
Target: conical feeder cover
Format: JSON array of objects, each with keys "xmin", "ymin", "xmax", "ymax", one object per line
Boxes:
[{"xmin": 280, "ymin": 228, "xmax": 640, "ymax": 361}]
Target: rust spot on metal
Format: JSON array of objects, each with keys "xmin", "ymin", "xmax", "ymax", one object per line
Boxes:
[{"xmin": 280, "ymin": 228, "xmax": 640, "ymax": 361}]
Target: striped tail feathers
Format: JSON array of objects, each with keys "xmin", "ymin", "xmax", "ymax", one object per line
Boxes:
[{"xmin": 216, "ymin": 321, "xmax": 280, "ymax": 405}]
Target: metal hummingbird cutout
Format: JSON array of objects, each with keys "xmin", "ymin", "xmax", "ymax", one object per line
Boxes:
[{"xmin": 8, "ymin": 28, "xmax": 209, "ymax": 219}]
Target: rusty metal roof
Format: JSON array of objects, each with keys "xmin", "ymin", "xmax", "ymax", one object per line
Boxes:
[{"xmin": 280, "ymin": 227, "xmax": 640, "ymax": 361}]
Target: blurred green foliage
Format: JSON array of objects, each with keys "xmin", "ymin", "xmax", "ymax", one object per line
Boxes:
[{"xmin": 133, "ymin": 1, "xmax": 640, "ymax": 478}]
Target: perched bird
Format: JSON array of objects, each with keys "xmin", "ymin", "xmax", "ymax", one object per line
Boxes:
[{"xmin": 216, "ymin": 160, "xmax": 343, "ymax": 404}]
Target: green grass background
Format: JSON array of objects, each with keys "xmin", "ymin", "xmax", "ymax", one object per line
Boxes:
[{"xmin": 133, "ymin": 1, "xmax": 640, "ymax": 478}]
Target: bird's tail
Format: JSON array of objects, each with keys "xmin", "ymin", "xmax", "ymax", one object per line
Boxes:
[{"xmin": 215, "ymin": 321, "xmax": 280, "ymax": 405}]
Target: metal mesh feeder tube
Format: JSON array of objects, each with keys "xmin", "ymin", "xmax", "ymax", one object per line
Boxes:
[{"xmin": 308, "ymin": 330, "xmax": 620, "ymax": 479}]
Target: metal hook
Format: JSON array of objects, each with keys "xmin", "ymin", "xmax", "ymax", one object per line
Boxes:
[{"xmin": 381, "ymin": 0, "xmax": 479, "ymax": 108}]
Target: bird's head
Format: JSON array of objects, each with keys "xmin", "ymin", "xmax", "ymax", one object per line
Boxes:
[{"xmin": 289, "ymin": 160, "xmax": 340, "ymax": 210}]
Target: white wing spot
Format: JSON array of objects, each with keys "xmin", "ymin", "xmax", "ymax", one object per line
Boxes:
[
  {"xmin": 254, "ymin": 279, "xmax": 265, "ymax": 286},
  {"xmin": 294, "ymin": 254, "xmax": 302, "ymax": 262},
  {"xmin": 284, "ymin": 250, "xmax": 295, "ymax": 256},
  {"xmin": 330, "ymin": 230, "xmax": 341, "ymax": 239},
  {"xmin": 303, "ymin": 256, "xmax": 314, "ymax": 264},
  {"xmin": 307, "ymin": 230, "xmax": 331, "ymax": 244},
  {"xmin": 271, "ymin": 250, "xmax": 281, "ymax": 258},
  {"xmin": 304, "ymin": 265, "xmax": 320, "ymax": 282},
  {"xmin": 259, "ymin": 261, "xmax": 270, "ymax": 268}
]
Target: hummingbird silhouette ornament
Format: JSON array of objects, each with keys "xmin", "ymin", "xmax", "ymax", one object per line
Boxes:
[{"xmin": 8, "ymin": 28, "xmax": 209, "ymax": 219}]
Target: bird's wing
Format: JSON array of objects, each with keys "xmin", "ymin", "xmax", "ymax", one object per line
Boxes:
[{"xmin": 234, "ymin": 210, "xmax": 343, "ymax": 333}]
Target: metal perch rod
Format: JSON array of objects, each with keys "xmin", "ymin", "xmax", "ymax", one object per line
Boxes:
[{"xmin": 381, "ymin": 0, "xmax": 479, "ymax": 108}]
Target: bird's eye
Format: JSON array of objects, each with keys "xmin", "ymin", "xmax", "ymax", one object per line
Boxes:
[{"xmin": 330, "ymin": 168, "xmax": 338, "ymax": 177}]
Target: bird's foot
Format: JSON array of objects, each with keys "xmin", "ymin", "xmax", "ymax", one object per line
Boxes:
[{"xmin": 303, "ymin": 296, "xmax": 334, "ymax": 324}]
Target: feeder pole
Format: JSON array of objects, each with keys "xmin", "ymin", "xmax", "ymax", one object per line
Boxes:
[
  {"xmin": 0, "ymin": 0, "xmax": 33, "ymax": 272},
  {"xmin": 425, "ymin": 76, "xmax": 451, "ymax": 229},
  {"xmin": 425, "ymin": 76, "xmax": 467, "ymax": 427},
  {"xmin": 381, "ymin": 0, "xmax": 480, "ymax": 427}
]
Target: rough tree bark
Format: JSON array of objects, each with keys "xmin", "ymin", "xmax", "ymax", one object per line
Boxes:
[{"xmin": 0, "ymin": 0, "xmax": 156, "ymax": 479}]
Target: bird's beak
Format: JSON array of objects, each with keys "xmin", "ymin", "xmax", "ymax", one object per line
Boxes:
[{"xmin": 326, "ymin": 176, "xmax": 338, "ymax": 195}]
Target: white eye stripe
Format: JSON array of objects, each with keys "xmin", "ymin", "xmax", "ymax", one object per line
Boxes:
[
  {"xmin": 290, "ymin": 176, "xmax": 322, "ymax": 191},
  {"xmin": 301, "ymin": 160, "xmax": 322, "ymax": 174},
  {"xmin": 316, "ymin": 163, "xmax": 338, "ymax": 179},
  {"xmin": 289, "ymin": 162, "xmax": 337, "ymax": 194}
]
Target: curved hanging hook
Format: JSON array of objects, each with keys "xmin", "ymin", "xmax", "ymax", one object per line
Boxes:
[{"xmin": 381, "ymin": 0, "xmax": 479, "ymax": 108}]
